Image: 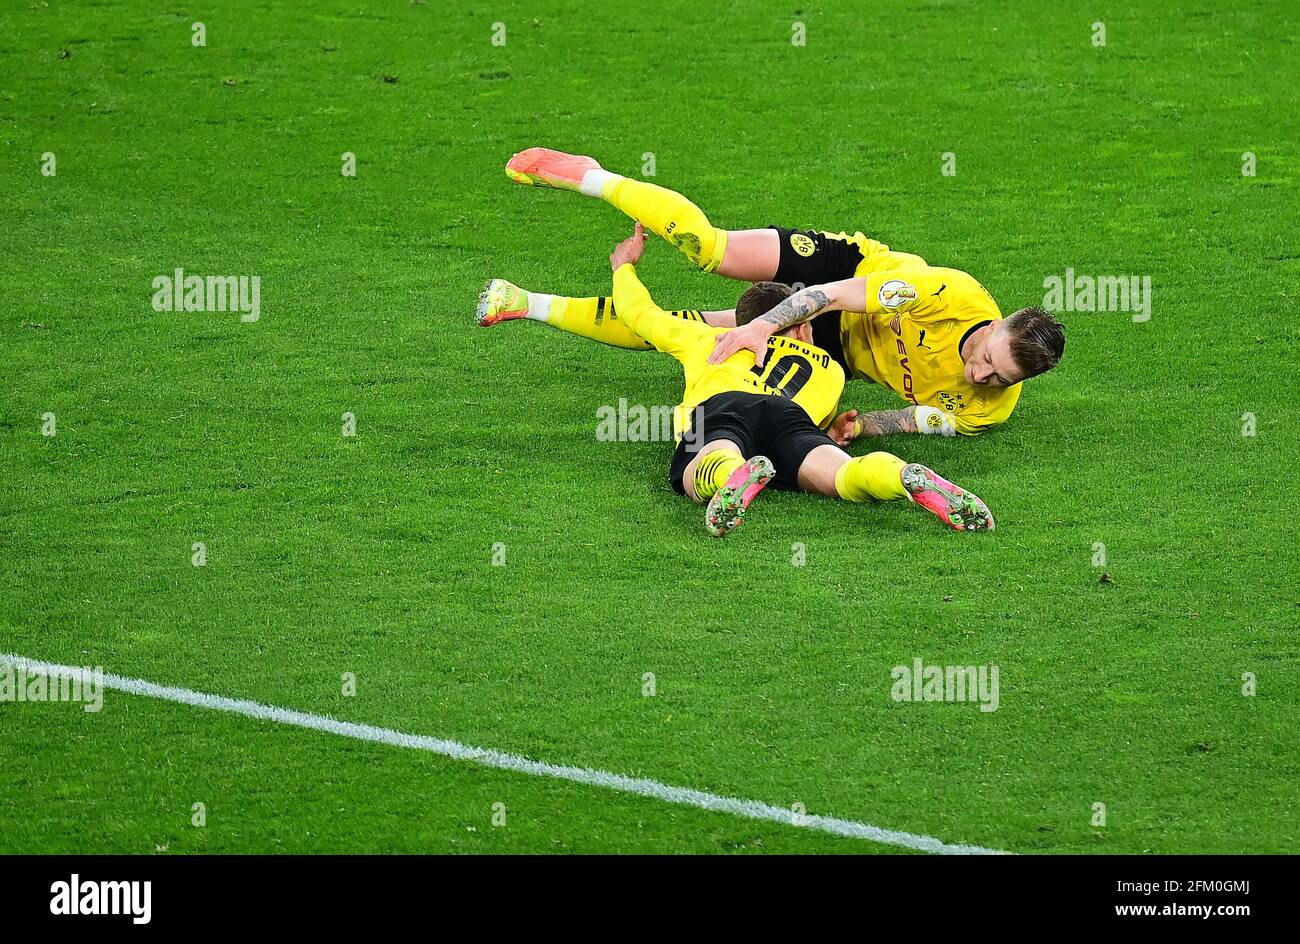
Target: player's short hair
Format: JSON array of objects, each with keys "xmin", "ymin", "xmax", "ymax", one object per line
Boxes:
[
  {"xmin": 735, "ymin": 281, "xmax": 795, "ymax": 327},
  {"xmin": 1003, "ymin": 307, "xmax": 1065, "ymax": 380}
]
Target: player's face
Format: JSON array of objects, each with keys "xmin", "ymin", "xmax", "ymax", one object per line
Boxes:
[{"xmin": 964, "ymin": 326, "xmax": 1023, "ymax": 387}]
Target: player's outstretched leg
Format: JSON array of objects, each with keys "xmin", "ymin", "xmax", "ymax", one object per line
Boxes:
[
  {"xmin": 831, "ymin": 450, "xmax": 994, "ymax": 532},
  {"xmin": 506, "ymin": 147, "xmax": 733, "ymax": 274},
  {"xmin": 476, "ymin": 278, "xmax": 652, "ymax": 350},
  {"xmin": 798, "ymin": 446, "xmax": 994, "ymax": 532}
]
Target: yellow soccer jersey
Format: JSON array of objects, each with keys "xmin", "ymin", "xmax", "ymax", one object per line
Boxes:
[
  {"xmin": 612, "ymin": 264, "xmax": 845, "ymax": 440},
  {"xmin": 823, "ymin": 233, "xmax": 1020, "ymax": 434}
]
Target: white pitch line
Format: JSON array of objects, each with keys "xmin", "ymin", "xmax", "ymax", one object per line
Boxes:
[{"xmin": 1, "ymin": 653, "xmax": 1008, "ymax": 855}]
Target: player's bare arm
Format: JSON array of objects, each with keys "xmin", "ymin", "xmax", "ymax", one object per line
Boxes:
[
  {"xmin": 707, "ymin": 278, "xmax": 865, "ymax": 365},
  {"xmin": 852, "ymin": 408, "xmax": 920, "ymax": 437},
  {"xmin": 757, "ymin": 287, "xmax": 831, "ymax": 331},
  {"xmin": 829, "ymin": 408, "xmax": 921, "ymax": 444}
]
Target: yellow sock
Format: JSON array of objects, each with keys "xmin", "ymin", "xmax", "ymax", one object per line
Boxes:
[
  {"xmin": 602, "ymin": 177, "xmax": 728, "ymax": 273},
  {"xmin": 692, "ymin": 449, "xmax": 744, "ymax": 500},
  {"xmin": 543, "ymin": 295, "xmax": 652, "ymax": 350},
  {"xmin": 536, "ymin": 295, "xmax": 710, "ymax": 349},
  {"xmin": 834, "ymin": 452, "xmax": 908, "ymax": 502}
]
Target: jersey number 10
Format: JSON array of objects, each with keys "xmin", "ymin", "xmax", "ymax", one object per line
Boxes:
[{"xmin": 752, "ymin": 354, "xmax": 813, "ymax": 399}]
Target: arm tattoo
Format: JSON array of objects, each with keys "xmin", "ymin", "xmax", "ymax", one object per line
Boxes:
[
  {"xmin": 853, "ymin": 408, "xmax": 919, "ymax": 438},
  {"xmin": 756, "ymin": 288, "xmax": 832, "ymax": 332}
]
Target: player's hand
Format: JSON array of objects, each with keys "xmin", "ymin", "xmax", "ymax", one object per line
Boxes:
[
  {"xmin": 610, "ymin": 223, "xmax": 646, "ymax": 271},
  {"xmin": 707, "ymin": 319, "xmax": 776, "ymax": 366},
  {"xmin": 828, "ymin": 409, "xmax": 861, "ymax": 446}
]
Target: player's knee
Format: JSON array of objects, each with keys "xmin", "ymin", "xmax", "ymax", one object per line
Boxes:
[{"xmin": 797, "ymin": 445, "xmax": 849, "ymax": 497}]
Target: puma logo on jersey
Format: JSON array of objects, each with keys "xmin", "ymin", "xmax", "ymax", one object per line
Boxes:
[{"xmin": 917, "ymin": 330, "xmax": 929, "ymax": 349}]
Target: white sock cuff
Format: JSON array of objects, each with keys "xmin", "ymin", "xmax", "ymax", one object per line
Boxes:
[
  {"xmin": 526, "ymin": 292, "xmax": 554, "ymax": 322},
  {"xmin": 579, "ymin": 169, "xmax": 622, "ymax": 198}
]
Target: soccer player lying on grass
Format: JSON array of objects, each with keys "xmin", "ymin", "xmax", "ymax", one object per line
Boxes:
[
  {"xmin": 504, "ymin": 147, "xmax": 1065, "ymax": 440},
  {"xmin": 477, "ymin": 225, "xmax": 994, "ymax": 536}
]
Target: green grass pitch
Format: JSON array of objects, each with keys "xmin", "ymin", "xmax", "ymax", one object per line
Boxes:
[{"xmin": 2, "ymin": 0, "xmax": 1297, "ymax": 854}]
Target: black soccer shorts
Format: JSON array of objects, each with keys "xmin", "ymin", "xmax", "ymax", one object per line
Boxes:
[
  {"xmin": 767, "ymin": 226, "xmax": 866, "ymax": 373},
  {"xmin": 668, "ymin": 391, "xmax": 839, "ymax": 494}
]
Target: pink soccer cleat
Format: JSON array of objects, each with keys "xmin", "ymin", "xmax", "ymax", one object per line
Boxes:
[
  {"xmin": 505, "ymin": 147, "xmax": 602, "ymax": 192},
  {"xmin": 901, "ymin": 463, "xmax": 995, "ymax": 532},
  {"xmin": 705, "ymin": 456, "xmax": 775, "ymax": 537}
]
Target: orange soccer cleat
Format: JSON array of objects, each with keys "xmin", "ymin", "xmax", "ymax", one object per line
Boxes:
[
  {"xmin": 505, "ymin": 146, "xmax": 602, "ymax": 192},
  {"xmin": 475, "ymin": 278, "xmax": 530, "ymax": 327}
]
